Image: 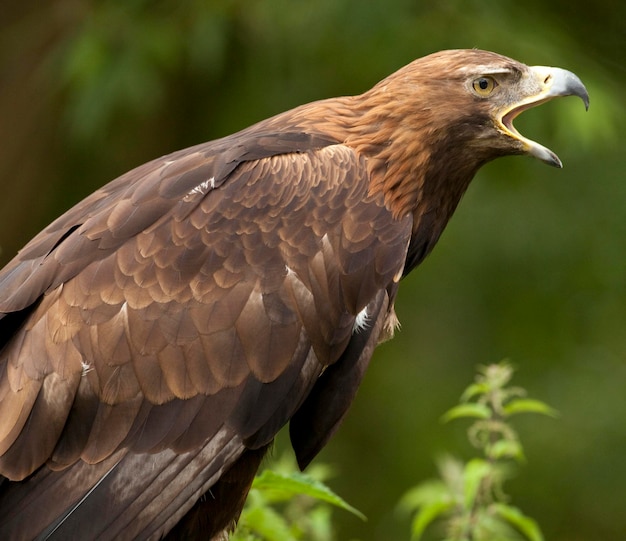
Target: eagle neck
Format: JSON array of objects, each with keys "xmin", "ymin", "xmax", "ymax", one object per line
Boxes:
[
  {"xmin": 338, "ymin": 93, "xmax": 482, "ymax": 262},
  {"xmin": 282, "ymin": 93, "xmax": 483, "ymax": 270}
]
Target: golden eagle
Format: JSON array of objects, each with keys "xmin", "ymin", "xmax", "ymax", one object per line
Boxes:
[{"xmin": 0, "ymin": 50, "xmax": 588, "ymax": 539}]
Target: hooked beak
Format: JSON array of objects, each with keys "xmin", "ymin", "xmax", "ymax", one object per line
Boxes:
[{"xmin": 499, "ymin": 66, "xmax": 589, "ymax": 168}]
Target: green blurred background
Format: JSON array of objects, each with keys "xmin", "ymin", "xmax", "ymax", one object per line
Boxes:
[{"xmin": 1, "ymin": 1, "xmax": 624, "ymax": 539}]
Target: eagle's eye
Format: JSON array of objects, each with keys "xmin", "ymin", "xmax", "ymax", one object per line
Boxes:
[{"xmin": 472, "ymin": 76, "xmax": 498, "ymax": 96}]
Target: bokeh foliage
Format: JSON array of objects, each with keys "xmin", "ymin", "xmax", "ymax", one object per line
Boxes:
[{"xmin": 1, "ymin": 1, "xmax": 624, "ymax": 539}]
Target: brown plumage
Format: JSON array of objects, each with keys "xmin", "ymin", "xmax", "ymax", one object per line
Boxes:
[{"xmin": 0, "ymin": 50, "xmax": 587, "ymax": 540}]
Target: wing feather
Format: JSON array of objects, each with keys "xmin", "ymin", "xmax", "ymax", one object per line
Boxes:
[
  {"xmin": 0, "ymin": 135, "xmax": 412, "ymax": 537},
  {"xmin": 0, "ymin": 376, "xmax": 41, "ymax": 458},
  {"xmin": 49, "ymin": 377, "xmax": 100, "ymax": 470},
  {"xmin": 0, "ymin": 371, "xmax": 79, "ymax": 479},
  {"xmin": 80, "ymin": 396, "xmax": 143, "ymax": 464}
]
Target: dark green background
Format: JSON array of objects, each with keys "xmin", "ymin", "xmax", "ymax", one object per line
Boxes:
[{"xmin": 1, "ymin": 1, "xmax": 624, "ymax": 539}]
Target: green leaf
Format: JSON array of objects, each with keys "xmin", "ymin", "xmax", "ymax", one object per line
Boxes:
[
  {"xmin": 463, "ymin": 458, "xmax": 492, "ymax": 509},
  {"xmin": 236, "ymin": 500, "xmax": 294, "ymax": 540},
  {"xmin": 399, "ymin": 479, "xmax": 451, "ymax": 512},
  {"xmin": 488, "ymin": 439, "xmax": 525, "ymax": 461},
  {"xmin": 252, "ymin": 469, "xmax": 366, "ymax": 520},
  {"xmin": 502, "ymin": 399, "xmax": 559, "ymax": 418},
  {"xmin": 492, "ymin": 503, "xmax": 544, "ymax": 541},
  {"xmin": 305, "ymin": 506, "xmax": 334, "ymax": 541},
  {"xmin": 460, "ymin": 382, "xmax": 490, "ymax": 402},
  {"xmin": 410, "ymin": 500, "xmax": 455, "ymax": 540},
  {"xmin": 441, "ymin": 403, "xmax": 491, "ymax": 423}
]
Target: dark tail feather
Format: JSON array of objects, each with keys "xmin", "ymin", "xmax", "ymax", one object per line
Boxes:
[
  {"xmin": 164, "ymin": 444, "xmax": 270, "ymax": 540},
  {"xmin": 0, "ymin": 428, "xmax": 245, "ymax": 540}
]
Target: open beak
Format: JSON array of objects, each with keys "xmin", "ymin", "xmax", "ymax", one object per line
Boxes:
[{"xmin": 499, "ymin": 66, "xmax": 589, "ymax": 168}]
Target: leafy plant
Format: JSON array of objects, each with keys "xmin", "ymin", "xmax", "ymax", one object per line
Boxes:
[
  {"xmin": 399, "ymin": 361, "xmax": 557, "ymax": 541},
  {"xmin": 232, "ymin": 454, "xmax": 365, "ymax": 541}
]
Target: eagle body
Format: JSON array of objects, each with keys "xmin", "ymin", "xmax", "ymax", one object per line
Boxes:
[{"xmin": 0, "ymin": 50, "xmax": 587, "ymax": 539}]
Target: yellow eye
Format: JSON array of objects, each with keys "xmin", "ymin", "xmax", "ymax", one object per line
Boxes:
[{"xmin": 472, "ymin": 76, "xmax": 498, "ymax": 96}]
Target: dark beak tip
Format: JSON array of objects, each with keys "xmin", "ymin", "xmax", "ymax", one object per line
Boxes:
[
  {"xmin": 579, "ymin": 89, "xmax": 590, "ymax": 111},
  {"xmin": 570, "ymin": 74, "xmax": 590, "ymax": 111},
  {"xmin": 550, "ymin": 67, "xmax": 590, "ymax": 112}
]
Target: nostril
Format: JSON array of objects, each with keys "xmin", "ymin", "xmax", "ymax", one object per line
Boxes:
[{"xmin": 544, "ymin": 74, "xmax": 552, "ymax": 85}]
